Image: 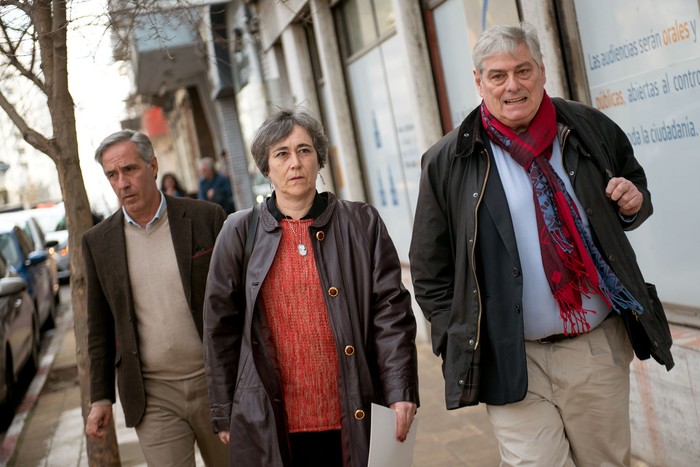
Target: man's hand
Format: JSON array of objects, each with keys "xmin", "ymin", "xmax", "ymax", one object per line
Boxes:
[
  {"xmin": 390, "ymin": 401, "xmax": 417, "ymax": 442},
  {"xmin": 85, "ymin": 404, "xmax": 113, "ymax": 440},
  {"xmin": 218, "ymin": 431, "xmax": 230, "ymax": 445},
  {"xmin": 605, "ymin": 177, "xmax": 643, "ymax": 216}
]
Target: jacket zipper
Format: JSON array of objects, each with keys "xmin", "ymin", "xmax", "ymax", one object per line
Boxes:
[
  {"xmin": 561, "ymin": 126, "xmax": 571, "ymax": 158},
  {"xmin": 471, "ymin": 148, "xmax": 490, "ymax": 350}
]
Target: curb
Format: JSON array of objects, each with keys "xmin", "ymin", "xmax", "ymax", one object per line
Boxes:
[{"xmin": 0, "ymin": 306, "xmax": 72, "ymax": 466}]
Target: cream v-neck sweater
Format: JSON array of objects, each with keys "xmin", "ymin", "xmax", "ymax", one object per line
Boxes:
[{"xmin": 124, "ymin": 212, "xmax": 204, "ymax": 380}]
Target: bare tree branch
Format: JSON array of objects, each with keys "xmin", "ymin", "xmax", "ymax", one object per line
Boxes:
[
  {"xmin": 33, "ymin": 0, "xmax": 55, "ymax": 93},
  {"xmin": 0, "ymin": 19, "xmax": 47, "ymax": 93},
  {"xmin": 0, "ymin": 88, "xmax": 54, "ymax": 156}
]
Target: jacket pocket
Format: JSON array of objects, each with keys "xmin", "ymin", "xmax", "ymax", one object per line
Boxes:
[
  {"xmin": 645, "ymin": 282, "xmax": 672, "ymax": 347},
  {"xmin": 622, "ymin": 282, "xmax": 672, "ymax": 363},
  {"xmin": 234, "ymin": 353, "xmax": 263, "ymax": 400},
  {"xmin": 458, "ymin": 347, "xmax": 481, "ymax": 406}
]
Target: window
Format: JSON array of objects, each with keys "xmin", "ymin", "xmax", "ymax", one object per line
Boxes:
[
  {"xmin": 0, "ymin": 233, "xmax": 19, "ymax": 266},
  {"xmin": 15, "ymin": 227, "xmax": 33, "ymax": 259},
  {"xmin": 336, "ymin": 0, "xmax": 395, "ymax": 57}
]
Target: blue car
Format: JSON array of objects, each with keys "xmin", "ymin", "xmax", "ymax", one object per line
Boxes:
[
  {"xmin": 0, "ymin": 211, "xmax": 60, "ymax": 300},
  {"xmin": 0, "ymin": 223, "xmax": 56, "ymax": 331},
  {"xmin": 0, "ymin": 253, "xmax": 39, "ymax": 410}
]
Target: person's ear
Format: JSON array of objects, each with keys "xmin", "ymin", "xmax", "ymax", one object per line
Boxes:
[{"xmin": 473, "ymin": 68, "xmax": 484, "ymax": 98}]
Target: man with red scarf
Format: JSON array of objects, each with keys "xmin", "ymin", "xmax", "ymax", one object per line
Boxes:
[{"xmin": 410, "ymin": 23, "xmax": 674, "ymax": 466}]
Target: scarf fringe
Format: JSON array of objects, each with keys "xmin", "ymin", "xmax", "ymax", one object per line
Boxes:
[{"xmin": 555, "ymin": 287, "xmax": 594, "ymax": 335}]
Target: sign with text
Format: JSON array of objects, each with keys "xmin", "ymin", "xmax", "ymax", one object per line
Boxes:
[{"xmin": 574, "ymin": 0, "xmax": 700, "ymax": 307}]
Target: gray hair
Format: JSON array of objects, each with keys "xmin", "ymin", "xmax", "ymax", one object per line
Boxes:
[
  {"xmin": 94, "ymin": 130, "xmax": 155, "ymax": 166},
  {"xmin": 198, "ymin": 157, "xmax": 215, "ymax": 170},
  {"xmin": 473, "ymin": 22, "xmax": 543, "ymax": 75},
  {"xmin": 250, "ymin": 107, "xmax": 328, "ymax": 176}
]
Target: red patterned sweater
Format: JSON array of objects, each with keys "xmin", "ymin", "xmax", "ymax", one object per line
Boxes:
[{"xmin": 260, "ymin": 219, "xmax": 341, "ymax": 433}]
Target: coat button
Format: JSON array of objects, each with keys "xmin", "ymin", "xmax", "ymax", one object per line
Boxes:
[
  {"xmin": 512, "ymin": 267, "xmax": 519, "ymax": 277},
  {"xmin": 608, "ymin": 254, "xmax": 615, "ymax": 263},
  {"xmin": 458, "ymin": 379, "xmax": 465, "ymax": 385},
  {"xmin": 354, "ymin": 409, "xmax": 365, "ymax": 420},
  {"xmin": 586, "ymin": 208, "xmax": 593, "ymax": 215},
  {"xmin": 344, "ymin": 345, "xmax": 355, "ymax": 356},
  {"xmin": 468, "ymin": 338, "xmax": 475, "ymax": 347},
  {"xmin": 472, "ymin": 192, "xmax": 478, "ymax": 198},
  {"xmin": 569, "ymin": 170, "xmax": 575, "ymax": 176},
  {"xmin": 328, "ymin": 287, "xmax": 339, "ymax": 297},
  {"xmin": 316, "ymin": 231, "xmax": 325, "ymax": 241}
]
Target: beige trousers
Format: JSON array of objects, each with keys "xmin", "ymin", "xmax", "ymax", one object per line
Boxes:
[
  {"xmin": 486, "ymin": 316, "xmax": 634, "ymax": 467},
  {"xmin": 135, "ymin": 373, "xmax": 229, "ymax": 467}
]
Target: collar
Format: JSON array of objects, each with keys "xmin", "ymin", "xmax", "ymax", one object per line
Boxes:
[
  {"xmin": 123, "ymin": 192, "xmax": 166, "ymax": 229},
  {"xmin": 456, "ymin": 105, "xmax": 491, "ymax": 158},
  {"xmin": 266, "ymin": 191, "xmax": 328, "ymax": 222},
  {"xmin": 457, "ymin": 97, "xmax": 575, "ymax": 159}
]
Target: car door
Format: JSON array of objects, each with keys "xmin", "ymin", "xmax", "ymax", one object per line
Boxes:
[
  {"xmin": 14, "ymin": 227, "xmax": 53, "ymax": 325},
  {"xmin": 0, "ymin": 255, "xmax": 33, "ymax": 374}
]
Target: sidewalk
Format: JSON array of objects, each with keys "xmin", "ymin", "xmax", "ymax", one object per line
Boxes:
[{"xmin": 0, "ymin": 295, "xmax": 501, "ymax": 466}]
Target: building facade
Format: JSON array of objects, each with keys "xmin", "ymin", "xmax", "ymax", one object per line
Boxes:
[{"xmin": 113, "ymin": 1, "xmax": 700, "ymax": 464}]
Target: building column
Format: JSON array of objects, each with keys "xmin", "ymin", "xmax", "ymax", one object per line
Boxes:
[
  {"xmin": 391, "ymin": 0, "xmax": 443, "ymax": 153},
  {"xmin": 215, "ymin": 96, "xmax": 255, "ymax": 209},
  {"xmin": 518, "ymin": 0, "xmax": 570, "ymax": 98},
  {"xmin": 280, "ymin": 23, "xmax": 336, "ymax": 194},
  {"xmin": 310, "ymin": 0, "xmax": 366, "ymax": 202}
]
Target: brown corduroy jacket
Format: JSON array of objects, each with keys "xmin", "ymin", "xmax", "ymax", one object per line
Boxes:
[{"xmin": 84, "ymin": 195, "xmax": 226, "ymax": 427}]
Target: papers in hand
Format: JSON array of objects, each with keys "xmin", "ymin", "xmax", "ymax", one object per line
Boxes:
[{"xmin": 367, "ymin": 403, "xmax": 418, "ymax": 467}]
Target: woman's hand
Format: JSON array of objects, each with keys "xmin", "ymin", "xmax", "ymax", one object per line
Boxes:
[
  {"xmin": 218, "ymin": 431, "xmax": 230, "ymax": 445},
  {"xmin": 390, "ymin": 401, "xmax": 417, "ymax": 442}
]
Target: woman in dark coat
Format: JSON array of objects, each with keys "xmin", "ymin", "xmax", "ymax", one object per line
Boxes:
[{"xmin": 204, "ymin": 108, "xmax": 419, "ymax": 467}]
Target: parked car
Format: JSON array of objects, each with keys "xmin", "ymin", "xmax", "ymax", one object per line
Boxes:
[
  {"xmin": 0, "ymin": 253, "xmax": 40, "ymax": 410},
  {"xmin": 24, "ymin": 205, "xmax": 70, "ymax": 284},
  {"xmin": 0, "ymin": 211, "xmax": 61, "ymax": 298},
  {"xmin": 0, "ymin": 222, "xmax": 56, "ymax": 331},
  {"xmin": 26, "ymin": 203, "xmax": 107, "ymax": 284}
]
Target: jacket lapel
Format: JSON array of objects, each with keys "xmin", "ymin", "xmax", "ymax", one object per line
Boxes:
[
  {"xmin": 101, "ymin": 211, "xmax": 134, "ymax": 318},
  {"xmin": 482, "ymin": 158, "xmax": 521, "ymax": 265},
  {"xmin": 167, "ymin": 198, "xmax": 192, "ymax": 308}
]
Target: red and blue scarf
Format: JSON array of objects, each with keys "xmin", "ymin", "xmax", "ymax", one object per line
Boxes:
[{"xmin": 481, "ymin": 92, "xmax": 642, "ymax": 334}]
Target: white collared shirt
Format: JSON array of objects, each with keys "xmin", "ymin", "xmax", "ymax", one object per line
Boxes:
[
  {"xmin": 489, "ymin": 137, "xmax": 610, "ymax": 339},
  {"xmin": 123, "ymin": 192, "xmax": 167, "ymax": 230}
]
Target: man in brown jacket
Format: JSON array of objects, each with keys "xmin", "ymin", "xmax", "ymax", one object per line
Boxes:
[{"xmin": 83, "ymin": 130, "xmax": 228, "ymax": 466}]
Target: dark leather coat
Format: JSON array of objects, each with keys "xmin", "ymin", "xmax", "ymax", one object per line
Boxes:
[
  {"xmin": 204, "ymin": 192, "xmax": 419, "ymax": 467},
  {"xmin": 83, "ymin": 196, "xmax": 226, "ymax": 427},
  {"xmin": 410, "ymin": 98, "xmax": 674, "ymax": 410}
]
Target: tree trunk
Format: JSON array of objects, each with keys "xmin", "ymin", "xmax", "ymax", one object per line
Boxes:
[
  {"xmin": 33, "ymin": 1, "xmax": 123, "ymax": 465},
  {"xmin": 56, "ymin": 158, "xmax": 122, "ymax": 466}
]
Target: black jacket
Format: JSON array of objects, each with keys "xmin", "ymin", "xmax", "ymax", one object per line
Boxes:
[
  {"xmin": 410, "ymin": 98, "xmax": 674, "ymax": 410},
  {"xmin": 204, "ymin": 192, "xmax": 419, "ymax": 467}
]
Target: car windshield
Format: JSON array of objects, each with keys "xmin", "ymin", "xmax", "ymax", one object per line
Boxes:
[
  {"xmin": 33, "ymin": 208, "xmax": 66, "ymax": 233},
  {"xmin": 0, "ymin": 232, "xmax": 18, "ymax": 265}
]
